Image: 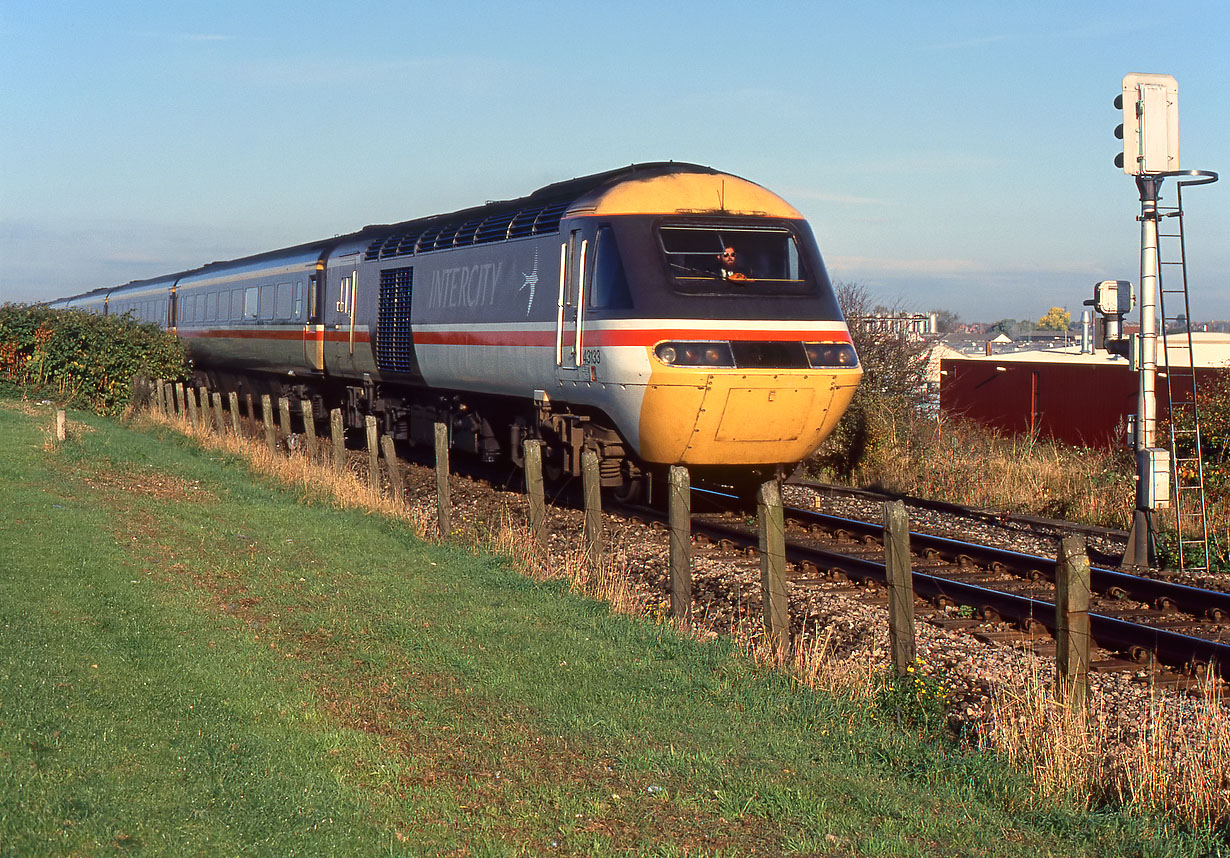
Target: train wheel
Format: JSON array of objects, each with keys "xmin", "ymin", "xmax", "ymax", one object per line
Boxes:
[{"xmin": 612, "ymin": 475, "xmax": 645, "ymax": 505}]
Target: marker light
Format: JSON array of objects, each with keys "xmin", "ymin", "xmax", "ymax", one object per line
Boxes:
[
  {"xmin": 654, "ymin": 341, "xmax": 735, "ymax": 367},
  {"xmin": 804, "ymin": 342, "xmax": 859, "ymax": 368}
]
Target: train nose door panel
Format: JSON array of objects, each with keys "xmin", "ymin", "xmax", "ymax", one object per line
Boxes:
[
  {"xmin": 303, "ymin": 265, "xmax": 326, "ymax": 373},
  {"xmin": 555, "ymin": 230, "xmax": 589, "ymax": 381}
]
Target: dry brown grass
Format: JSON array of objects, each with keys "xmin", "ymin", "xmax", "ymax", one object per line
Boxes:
[
  {"xmin": 983, "ymin": 658, "xmax": 1230, "ymax": 826},
  {"xmin": 144, "ymin": 407, "xmax": 436, "ymax": 538},
  {"xmin": 831, "ymin": 405, "xmax": 1230, "ymax": 565},
  {"xmin": 789, "ymin": 627, "xmax": 878, "ymax": 698},
  {"xmin": 486, "ymin": 514, "xmax": 637, "ymax": 615},
  {"xmin": 842, "ymin": 408, "xmax": 1139, "ymax": 529}
]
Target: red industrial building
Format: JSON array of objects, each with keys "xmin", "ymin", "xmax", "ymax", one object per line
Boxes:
[{"xmin": 937, "ymin": 334, "xmax": 1230, "ymax": 447}]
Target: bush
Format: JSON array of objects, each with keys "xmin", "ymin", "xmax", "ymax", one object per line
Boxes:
[
  {"xmin": 809, "ymin": 281, "xmax": 931, "ymax": 479},
  {"xmin": 0, "ymin": 303, "xmax": 188, "ymax": 415}
]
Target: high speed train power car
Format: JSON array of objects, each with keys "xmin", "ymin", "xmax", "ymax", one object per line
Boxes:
[{"xmin": 51, "ymin": 162, "xmax": 861, "ymax": 497}]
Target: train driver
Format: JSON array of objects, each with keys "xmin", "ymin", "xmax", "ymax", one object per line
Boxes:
[{"xmin": 715, "ymin": 246, "xmax": 751, "ymax": 282}]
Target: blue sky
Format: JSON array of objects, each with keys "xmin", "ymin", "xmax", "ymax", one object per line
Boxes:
[{"xmin": 2, "ymin": 0, "xmax": 1227, "ymax": 323}]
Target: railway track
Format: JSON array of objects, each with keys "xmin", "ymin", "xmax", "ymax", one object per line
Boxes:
[
  {"xmin": 616, "ymin": 486, "xmax": 1230, "ymax": 684},
  {"xmin": 341, "ymin": 433, "xmax": 1230, "ymax": 685}
]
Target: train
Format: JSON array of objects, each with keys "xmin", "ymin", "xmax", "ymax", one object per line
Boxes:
[{"xmin": 50, "ymin": 162, "xmax": 861, "ymax": 498}]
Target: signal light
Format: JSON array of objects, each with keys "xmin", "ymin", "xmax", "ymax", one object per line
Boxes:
[{"xmin": 1114, "ymin": 73, "xmax": 1179, "ymax": 175}]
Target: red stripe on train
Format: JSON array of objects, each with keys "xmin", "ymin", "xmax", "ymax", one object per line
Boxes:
[
  {"xmin": 413, "ymin": 328, "xmax": 853, "ymax": 347},
  {"xmin": 178, "ymin": 328, "xmax": 371, "ymax": 344},
  {"xmin": 178, "ymin": 327, "xmax": 852, "ymax": 347}
]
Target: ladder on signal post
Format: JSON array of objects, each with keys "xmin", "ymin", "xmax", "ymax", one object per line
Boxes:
[{"xmin": 1156, "ymin": 176, "xmax": 1211, "ymax": 571}]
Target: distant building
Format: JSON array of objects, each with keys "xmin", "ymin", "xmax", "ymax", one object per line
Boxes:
[
  {"xmin": 851, "ymin": 312, "xmax": 935, "ymax": 341},
  {"xmin": 938, "ymin": 332, "xmax": 1230, "ymax": 447}
]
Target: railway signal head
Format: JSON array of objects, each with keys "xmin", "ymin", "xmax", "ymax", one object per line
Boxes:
[
  {"xmin": 1092, "ymin": 279, "xmax": 1133, "ymax": 316},
  {"xmin": 1114, "ymin": 73, "xmax": 1179, "ymax": 175}
]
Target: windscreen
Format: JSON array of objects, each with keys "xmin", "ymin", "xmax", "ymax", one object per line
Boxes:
[{"xmin": 659, "ymin": 224, "xmax": 811, "ymax": 294}]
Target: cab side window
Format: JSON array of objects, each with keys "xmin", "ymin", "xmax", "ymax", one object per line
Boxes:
[{"xmin": 588, "ymin": 226, "xmax": 632, "ymax": 310}]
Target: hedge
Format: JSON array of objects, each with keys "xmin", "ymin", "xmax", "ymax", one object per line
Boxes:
[{"xmin": 0, "ymin": 303, "xmax": 188, "ymax": 416}]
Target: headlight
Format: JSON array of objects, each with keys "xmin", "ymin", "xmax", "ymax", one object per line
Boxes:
[
  {"xmin": 654, "ymin": 341, "xmax": 735, "ymax": 367},
  {"xmin": 804, "ymin": 342, "xmax": 859, "ymax": 368}
]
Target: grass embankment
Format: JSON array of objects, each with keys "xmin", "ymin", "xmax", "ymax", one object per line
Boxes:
[{"xmin": 0, "ymin": 400, "xmax": 1209, "ymax": 856}]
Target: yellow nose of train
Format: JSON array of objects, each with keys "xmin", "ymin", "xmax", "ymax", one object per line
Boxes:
[{"xmin": 638, "ymin": 353, "xmax": 861, "ymax": 466}]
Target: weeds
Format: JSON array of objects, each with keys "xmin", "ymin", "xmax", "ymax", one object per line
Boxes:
[
  {"xmin": 981, "ymin": 658, "xmax": 1230, "ymax": 827},
  {"xmin": 871, "ymin": 657, "xmax": 949, "ymax": 735}
]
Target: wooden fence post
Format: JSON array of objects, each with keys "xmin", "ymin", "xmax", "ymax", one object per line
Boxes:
[
  {"xmin": 228, "ymin": 392, "xmax": 240, "ymax": 436},
  {"xmin": 523, "ymin": 439, "xmax": 546, "ymax": 547},
  {"xmin": 244, "ymin": 393, "xmax": 254, "ymax": 428},
  {"xmin": 1056, "ymin": 535, "xmax": 1091, "ymax": 713},
  {"xmin": 197, "ymin": 388, "xmax": 209, "ymax": 432},
  {"xmin": 380, "ymin": 435, "xmax": 403, "ymax": 505},
  {"xmin": 212, "ymin": 392, "xmax": 226, "ymax": 434},
  {"xmin": 261, "ymin": 394, "xmax": 275, "ymax": 452},
  {"xmin": 55, "ymin": 409, "xmax": 66, "ymax": 442},
  {"xmin": 435, "ymin": 422, "xmax": 451, "ymax": 537},
  {"xmin": 582, "ymin": 448, "xmax": 603, "ymax": 567},
  {"xmin": 301, "ymin": 399, "xmax": 318, "ymax": 462},
  {"xmin": 669, "ymin": 465, "xmax": 692, "ymax": 621},
  {"xmin": 174, "ymin": 383, "xmax": 185, "ymax": 416},
  {"xmin": 278, "ymin": 397, "xmax": 292, "ymax": 445},
  {"xmin": 155, "ymin": 380, "xmax": 165, "ymax": 415},
  {"xmin": 197, "ymin": 390, "xmax": 209, "ymax": 433},
  {"xmin": 365, "ymin": 416, "xmax": 380, "ymax": 493},
  {"xmin": 884, "ymin": 500, "xmax": 917, "ymax": 676},
  {"xmin": 186, "ymin": 387, "xmax": 199, "ymax": 432},
  {"xmin": 331, "ymin": 408, "xmax": 345, "ymax": 473},
  {"xmin": 758, "ymin": 479, "xmax": 789, "ymax": 659}
]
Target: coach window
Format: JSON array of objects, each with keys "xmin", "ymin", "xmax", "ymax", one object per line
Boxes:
[
  {"xmin": 259, "ymin": 284, "xmax": 275, "ymax": 321},
  {"xmin": 244, "ymin": 286, "xmax": 258, "ymax": 320},
  {"xmin": 294, "ymin": 281, "xmax": 304, "ymax": 319},
  {"xmin": 206, "ymin": 292, "xmax": 217, "ymax": 321},
  {"xmin": 276, "ymin": 282, "xmax": 292, "ymax": 321},
  {"xmin": 588, "ymin": 226, "xmax": 632, "ymax": 310}
]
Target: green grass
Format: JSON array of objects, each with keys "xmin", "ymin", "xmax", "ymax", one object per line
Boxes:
[{"xmin": 0, "ymin": 400, "xmax": 1220, "ymax": 856}]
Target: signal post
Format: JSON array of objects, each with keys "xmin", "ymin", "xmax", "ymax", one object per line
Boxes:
[{"xmin": 1110, "ymin": 73, "xmax": 1217, "ymax": 568}]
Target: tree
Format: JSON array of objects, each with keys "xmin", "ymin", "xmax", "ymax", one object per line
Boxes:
[
  {"xmin": 1037, "ymin": 306, "xmax": 1071, "ymax": 331},
  {"xmin": 811, "ymin": 282, "xmax": 931, "ymax": 478},
  {"xmin": 990, "ymin": 319, "xmax": 1018, "ymax": 336}
]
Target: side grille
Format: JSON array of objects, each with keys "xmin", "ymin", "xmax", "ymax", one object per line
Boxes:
[{"xmin": 376, "ymin": 267, "xmax": 414, "ymax": 373}]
